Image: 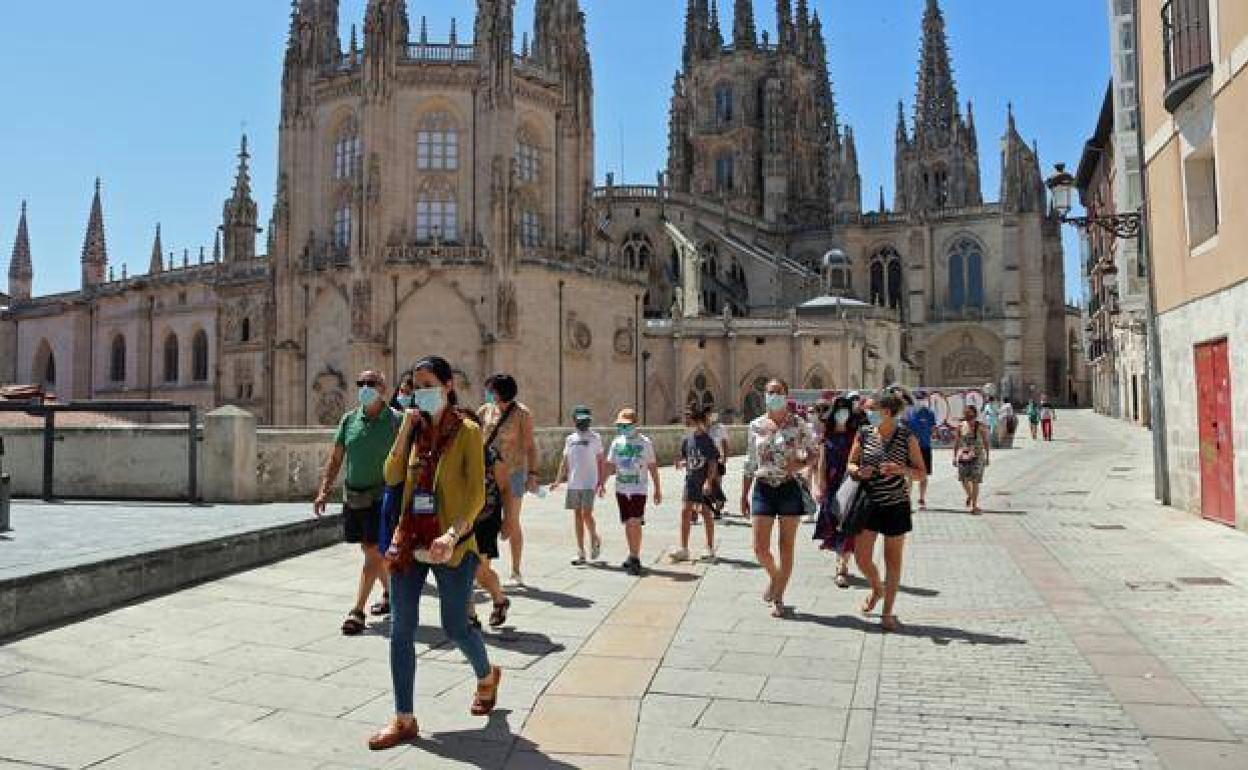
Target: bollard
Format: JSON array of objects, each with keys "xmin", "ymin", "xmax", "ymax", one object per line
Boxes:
[{"xmin": 0, "ymin": 436, "xmax": 10, "ymax": 532}]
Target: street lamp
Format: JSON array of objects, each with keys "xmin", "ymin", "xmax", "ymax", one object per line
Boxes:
[{"xmin": 1045, "ymin": 163, "xmax": 1143, "ymax": 239}]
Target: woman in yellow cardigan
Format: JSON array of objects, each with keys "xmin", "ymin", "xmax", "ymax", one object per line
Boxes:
[{"xmin": 368, "ymin": 356, "xmax": 501, "ymax": 751}]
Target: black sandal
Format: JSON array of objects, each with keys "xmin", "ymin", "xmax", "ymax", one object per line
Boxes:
[
  {"xmin": 341, "ymin": 608, "xmax": 366, "ymax": 636},
  {"xmin": 468, "ymin": 613, "xmax": 483, "ymax": 631},
  {"xmin": 489, "ymin": 599, "xmax": 511, "ymax": 628},
  {"xmin": 369, "ymin": 593, "xmax": 390, "ymax": 616}
]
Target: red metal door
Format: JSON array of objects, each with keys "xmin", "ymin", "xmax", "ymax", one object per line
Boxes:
[{"xmin": 1195, "ymin": 340, "xmax": 1235, "ymax": 525}]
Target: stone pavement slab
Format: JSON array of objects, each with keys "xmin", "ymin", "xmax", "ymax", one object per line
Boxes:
[{"xmin": 2, "ymin": 412, "xmax": 1248, "ymax": 768}]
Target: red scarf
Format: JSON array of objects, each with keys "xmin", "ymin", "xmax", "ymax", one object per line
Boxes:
[{"xmin": 386, "ymin": 408, "xmax": 464, "ymax": 573}]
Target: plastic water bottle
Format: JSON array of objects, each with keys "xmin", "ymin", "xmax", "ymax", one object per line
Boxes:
[{"xmin": 534, "ymin": 484, "xmax": 549, "ymax": 500}]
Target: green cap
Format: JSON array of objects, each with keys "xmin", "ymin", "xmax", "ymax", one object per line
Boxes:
[{"xmin": 572, "ymin": 405, "xmax": 592, "ymax": 420}]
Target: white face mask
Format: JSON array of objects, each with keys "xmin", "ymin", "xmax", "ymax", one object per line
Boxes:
[{"xmin": 411, "ymin": 387, "xmax": 446, "ymax": 415}]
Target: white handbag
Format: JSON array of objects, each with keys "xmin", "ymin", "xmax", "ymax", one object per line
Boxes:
[{"xmin": 834, "ymin": 475, "xmax": 860, "ymax": 524}]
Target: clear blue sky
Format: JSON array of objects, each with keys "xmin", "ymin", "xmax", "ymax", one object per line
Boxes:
[{"xmin": 0, "ymin": 1, "xmax": 1107, "ymax": 301}]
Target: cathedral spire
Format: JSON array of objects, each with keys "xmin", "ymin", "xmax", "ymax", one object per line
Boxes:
[
  {"xmin": 8, "ymin": 201, "xmax": 32, "ymax": 301},
  {"xmin": 81, "ymin": 178, "xmax": 107, "ymax": 288},
  {"xmin": 222, "ymin": 135, "xmax": 259, "ymax": 263},
  {"xmin": 796, "ymin": 0, "xmax": 810, "ymax": 55},
  {"xmin": 709, "ymin": 0, "xmax": 724, "ymax": 51},
  {"xmin": 895, "ymin": 100, "xmax": 909, "ymax": 144},
  {"xmin": 966, "ymin": 99, "xmax": 978, "ymax": 151},
  {"xmin": 149, "ymin": 223, "xmax": 164, "ymax": 275},
  {"xmin": 732, "ymin": 0, "xmax": 755, "ymax": 50},
  {"xmin": 913, "ymin": 0, "xmax": 959, "ymax": 146},
  {"xmin": 776, "ymin": 0, "xmax": 794, "ymax": 50}
]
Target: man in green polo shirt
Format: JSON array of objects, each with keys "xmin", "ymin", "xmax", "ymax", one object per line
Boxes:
[{"xmin": 314, "ymin": 369, "xmax": 401, "ymax": 636}]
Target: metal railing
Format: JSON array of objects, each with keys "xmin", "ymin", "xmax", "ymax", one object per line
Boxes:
[
  {"xmin": 1162, "ymin": 0, "xmax": 1213, "ymax": 111},
  {"xmin": 0, "ymin": 401, "xmax": 199, "ymax": 502},
  {"xmin": 407, "ymin": 42, "xmax": 476, "ymax": 63}
]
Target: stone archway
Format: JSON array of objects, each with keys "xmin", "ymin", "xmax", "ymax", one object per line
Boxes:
[
  {"xmin": 927, "ymin": 327, "xmax": 1004, "ymax": 388},
  {"xmin": 390, "ymin": 277, "xmax": 488, "ymax": 402}
]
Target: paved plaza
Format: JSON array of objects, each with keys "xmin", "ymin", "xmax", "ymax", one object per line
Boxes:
[{"xmin": 2, "ymin": 411, "xmax": 1248, "ymax": 768}]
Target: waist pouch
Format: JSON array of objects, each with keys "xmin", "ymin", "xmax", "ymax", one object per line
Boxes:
[{"xmin": 344, "ymin": 485, "xmax": 382, "ymax": 509}]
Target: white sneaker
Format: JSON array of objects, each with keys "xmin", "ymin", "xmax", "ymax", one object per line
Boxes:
[
  {"xmin": 591, "ymin": 535, "xmax": 602, "ymax": 561},
  {"xmin": 571, "ymin": 552, "xmax": 587, "ymax": 566},
  {"xmin": 701, "ymin": 548, "xmax": 717, "ymax": 564},
  {"xmin": 670, "ymin": 547, "xmax": 690, "ymax": 563},
  {"xmin": 509, "ymin": 572, "xmax": 525, "ymax": 588}
]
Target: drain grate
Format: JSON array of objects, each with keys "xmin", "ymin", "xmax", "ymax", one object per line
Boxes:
[
  {"xmin": 1176, "ymin": 577, "xmax": 1232, "ymax": 587},
  {"xmin": 1090, "ymin": 524, "xmax": 1127, "ymax": 531},
  {"xmin": 1126, "ymin": 580, "xmax": 1178, "ymax": 592}
]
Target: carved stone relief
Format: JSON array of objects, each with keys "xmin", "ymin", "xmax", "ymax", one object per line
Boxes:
[
  {"xmin": 565, "ymin": 311, "xmax": 592, "ymax": 353},
  {"xmin": 312, "ymin": 367, "xmax": 348, "ymax": 427},
  {"xmin": 352, "ymin": 280, "xmax": 372, "ymax": 338},
  {"xmin": 942, "ymin": 333, "xmax": 995, "ymax": 383},
  {"xmin": 497, "ymin": 282, "xmax": 519, "ymax": 340},
  {"xmin": 613, "ymin": 317, "xmax": 635, "ymax": 357}
]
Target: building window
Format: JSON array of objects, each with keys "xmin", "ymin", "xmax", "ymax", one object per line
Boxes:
[
  {"xmin": 192, "ymin": 330, "xmax": 209, "ymax": 382},
  {"xmin": 109, "ymin": 335, "xmax": 126, "ymax": 383},
  {"xmin": 333, "ymin": 126, "xmax": 361, "ymax": 180},
  {"xmin": 715, "ymin": 84, "xmax": 734, "ymax": 125},
  {"xmin": 416, "ymin": 198, "xmax": 458, "ymax": 242},
  {"xmin": 417, "ymin": 128, "xmax": 458, "ymax": 170},
  {"xmin": 240, "ymin": 317, "xmax": 251, "ymax": 343},
  {"xmin": 715, "ymin": 154, "xmax": 734, "ymax": 193},
  {"xmin": 333, "ymin": 205, "xmax": 352, "ymax": 250},
  {"xmin": 520, "ymin": 210, "xmax": 543, "ymax": 247},
  {"xmin": 870, "ymin": 261, "xmax": 885, "ymax": 305},
  {"xmin": 621, "ymin": 233, "xmax": 653, "ymax": 271},
  {"xmin": 45, "ymin": 353, "xmax": 56, "ymax": 386},
  {"xmin": 516, "ymin": 139, "xmax": 540, "ymax": 183},
  {"xmin": 1184, "ymin": 145, "xmax": 1218, "ymax": 247},
  {"xmin": 888, "ymin": 259, "xmax": 904, "ymax": 311},
  {"xmin": 948, "ymin": 238, "xmax": 984, "ymax": 309},
  {"xmin": 686, "ymin": 371, "xmax": 716, "ymax": 413},
  {"xmin": 163, "ymin": 333, "xmax": 179, "ymax": 383}
]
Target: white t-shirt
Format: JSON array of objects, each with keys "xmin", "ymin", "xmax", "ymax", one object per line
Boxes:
[
  {"xmin": 607, "ymin": 434, "xmax": 657, "ymax": 496},
  {"xmin": 563, "ymin": 430, "xmax": 604, "ymax": 490}
]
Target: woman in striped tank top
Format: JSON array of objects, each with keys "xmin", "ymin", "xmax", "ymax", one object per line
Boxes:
[{"xmin": 847, "ymin": 393, "xmax": 927, "ymax": 632}]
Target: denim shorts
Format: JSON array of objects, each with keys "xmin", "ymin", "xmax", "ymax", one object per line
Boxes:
[
  {"xmin": 751, "ymin": 479, "xmax": 805, "ymax": 517},
  {"xmin": 509, "ymin": 468, "xmax": 529, "ymax": 499}
]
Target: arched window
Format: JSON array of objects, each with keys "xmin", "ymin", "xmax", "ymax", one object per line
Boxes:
[
  {"xmin": 240, "ymin": 317, "xmax": 251, "ymax": 343},
  {"xmin": 109, "ymin": 335, "xmax": 126, "ymax": 383},
  {"xmin": 417, "ymin": 114, "xmax": 459, "ymax": 170},
  {"xmin": 520, "ymin": 210, "xmax": 542, "ymax": 247},
  {"xmin": 35, "ymin": 340, "xmax": 56, "ymax": 388},
  {"xmin": 830, "ymin": 268, "xmax": 848, "ymax": 290},
  {"xmin": 45, "ymin": 353, "xmax": 56, "ymax": 386},
  {"xmin": 515, "ymin": 133, "xmax": 541, "ymax": 183},
  {"xmin": 715, "ymin": 83, "xmax": 734, "ymax": 125},
  {"xmin": 948, "ymin": 238, "xmax": 985, "ymax": 310},
  {"xmin": 416, "ymin": 188, "xmax": 459, "ymax": 242},
  {"xmin": 686, "ymin": 371, "xmax": 716, "ymax": 413},
  {"xmin": 333, "ymin": 204, "xmax": 352, "ymax": 251},
  {"xmin": 192, "ymin": 330, "xmax": 209, "ymax": 382},
  {"xmin": 163, "ymin": 333, "xmax": 179, "ymax": 383},
  {"xmin": 621, "ymin": 233, "xmax": 653, "ymax": 272},
  {"xmin": 869, "ymin": 261, "xmax": 885, "ymax": 305},
  {"xmin": 715, "ymin": 154, "xmax": 734, "ymax": 192},
  {"xmin": 887, "ymin": 260, "xmax": 903, "ymax": 310},
  {"xmin": 333, "ymin": 119, "xmax": 361, "ymax": 180}
]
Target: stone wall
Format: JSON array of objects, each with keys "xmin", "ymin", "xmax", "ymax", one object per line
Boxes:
[
  {"xmin": 1157, "ymin": 280, "xmax": 1248, "ymax": 530},
  {"xmin": 1, "ymin": 425, "xmax": 201, "ymax": 499},
  {"xmin": 1, "ymin": 412, "xmax": 746, "ymax": 503}
]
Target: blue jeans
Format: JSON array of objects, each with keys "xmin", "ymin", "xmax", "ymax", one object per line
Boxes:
[{"xmin": 389, "ymin": 552, "xmax": 491, "ymax": 715}]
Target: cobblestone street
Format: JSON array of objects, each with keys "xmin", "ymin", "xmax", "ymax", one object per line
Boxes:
[{"xmin": 2, "ymin": 411, "xmax": 1247, "ymax": 768}]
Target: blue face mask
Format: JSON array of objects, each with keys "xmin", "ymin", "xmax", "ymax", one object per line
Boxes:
[
  {"xmin": 397, "ymin": 394, "xmax": 414, "ymax": 409},
  {"xmin": 411, "ymin": 387, "xmax": 446, "ymax": 415},
  {"xmin": 765, "ymin": 394, "xmax": 787, "ymax": 413},
  {"xmin": 358, "ymin": 386, "xmax": 379, "ymax": 409},
  {"xmin": 484, "ymin": 391, "xmax": 497, "ymax": 405},
  {"xmin": 867, "ymin": 411, "xmax": 883, "ymax": 427},
  {"xmin": 834, "ymin": 409, "xmax": 850, "ymax": 425}
]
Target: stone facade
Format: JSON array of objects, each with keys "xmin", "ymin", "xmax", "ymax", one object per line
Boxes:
[{"xmin": 2, "ymin": 0, "xmax": 1068, "ymax": 427}]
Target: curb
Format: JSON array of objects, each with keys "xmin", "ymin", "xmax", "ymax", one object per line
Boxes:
[{"xmin": 0, "ymin": 514, "xmax": 343, "ymax": 641}]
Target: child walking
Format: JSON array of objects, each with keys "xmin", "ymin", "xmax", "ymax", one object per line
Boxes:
[
  {"xmin": 673, "ymin": 404, "xmax": 720, "ymax": 563},
  {"xmin": 604, "ymin": 408, "xmax": 662, "ymax": 576},
  {"xmin": 549, "ymin": 405, "xmax": 605, "ymax": 565}
]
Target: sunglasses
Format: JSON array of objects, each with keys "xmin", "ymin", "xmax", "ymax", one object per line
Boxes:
[{"xmin": 356, "ymin": 379, "xmax": 380, "ymax": 388}]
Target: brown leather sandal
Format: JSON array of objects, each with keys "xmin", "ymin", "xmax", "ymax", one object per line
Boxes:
[
  {"xmin": 470, "ymin": 666, "xmax": 503, "ymax": 716},
  {"xmin": 367, "ymin": 717, "xmax": 419, "ymax": 751},
  {"xmin": 341, "ymin": 608, "xmax": 366, "ymax": 636},
  {"xmin": 489, "ymin": 599, "xmax": 511, "ymax": 628}
]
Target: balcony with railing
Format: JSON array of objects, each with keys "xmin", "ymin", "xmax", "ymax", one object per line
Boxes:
[
  {"xmin": 406, "ymin": 42, "xmax": 476, "ymax": 63},
  {"xmin": 1162, "ymin": 0, "xmax": 1213, "ymax": 113}
]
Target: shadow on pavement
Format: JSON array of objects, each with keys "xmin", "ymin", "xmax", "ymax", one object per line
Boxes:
[
  {"xmin": 503, "ymin": 585, "xmax": 596, "ymax": 609},
  {"xmin": 789, "ymin": 612, "xmax": 1027, "ymax": 646},
  {"xmin": 366, "ymin": 619, "xmax": 567, "ymax": 656},
  {"xmin": 841, "ymin": 574, "xmax": 938, "ymax": 597},
  {"xmin": 587, "ymin": 562, "xmax": 701, "ymax": 582},
  {"xmin": 711, "ymin": 556, "xmax": 763, "ymax": 570},
  {"xmin": 418, "ymin": 709, "xmax": 581, "ymax": 769},
  {"xmin": 921, "ymin": 507, "xmax": 1029, "ymax": 516}
]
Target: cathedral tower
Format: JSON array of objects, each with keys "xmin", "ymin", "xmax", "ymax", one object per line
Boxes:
[
  {"xmin": 894, "ymin": 0, "xmax": 982, "ymax": 212},
  {"xmin": 221, "ymin": 135, "xmax": 260, "ymax": 263}
]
